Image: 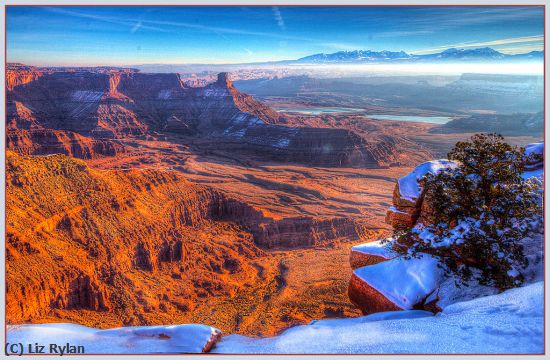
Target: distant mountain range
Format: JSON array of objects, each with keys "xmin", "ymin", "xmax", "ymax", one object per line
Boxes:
[
  {"xmin": 130, "ymin": 47, "xmax": 543, "ymax": 73},
  {"xmin": 290, "ymin": 47, "xmax": 543, "ymax": 64}
]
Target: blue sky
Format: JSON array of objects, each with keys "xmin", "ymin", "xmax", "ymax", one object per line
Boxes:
[{"xmin": 7, "ymin": 6, "xmax": 544, "ymax": 66}]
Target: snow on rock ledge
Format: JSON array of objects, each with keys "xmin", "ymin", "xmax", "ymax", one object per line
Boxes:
[
  {"xmin": 357, "ymin": 142, "xmax": 544, "ymax": 317},
  {"xmin": 397, "ymin": 160, "xmax": 458, "ymax": 203},
  {"xmin": 214, "ymin": 282, "xmax": 543, "ymax": 354},
  {"xmin": 525, "ymin": 142, "xmax": 543, "ymax": 157},
  {"xmin": 349, "ymin": 254, "xmax": 444, "ymax": 314},
  {"xmin": 349, "ymin": 239, "xmax": 396, "ymax": 270},
  {"xmin": 388, "ymin": 159, "xmax": 458, "ymax": 229},
  {"xmin": 523, "ymin": 142, "xmax": 544, "ymax": 178},
  {"xmin": 7, "ymin": 323, "xmax": 222, "ymax": 354}
]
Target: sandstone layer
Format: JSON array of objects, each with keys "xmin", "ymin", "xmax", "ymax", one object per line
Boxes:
[{"xmin": 7, "ymin": 66, "xmax": 414, "ymax": 168}]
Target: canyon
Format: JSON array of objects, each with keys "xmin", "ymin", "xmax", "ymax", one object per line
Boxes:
[
  {"xmin": 5, "ymin": 64, "xmax": 543, "ymax": 339},
  {"xmin": 6, "ymin": 65, "xmax": 412, "ymax": 336}
]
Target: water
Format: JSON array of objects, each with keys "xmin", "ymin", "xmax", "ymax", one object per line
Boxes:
[
  {"xmin": 274, "ymin": 106, "xmax": 453, "ymax": 124},
  {"xmin": 367, "ymin": 114, "xmax": 453, "ymax": 124},
  {"xmin": 274, "ymin": 107, "xmax": 364, "ymax": 115}
]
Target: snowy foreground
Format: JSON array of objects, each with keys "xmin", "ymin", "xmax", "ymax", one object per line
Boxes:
[
  {"xmin": 8, "ymin": 282, "xmax": 542, "ymax": 354},
  {"xmin": 214, "ymin": 281, "xmax": 543, "ymax": 354},
  {"xmin": 7, "ymin": 324, "xmax": 220, "ymax": 354}
]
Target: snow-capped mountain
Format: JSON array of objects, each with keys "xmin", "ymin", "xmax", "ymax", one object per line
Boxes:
[
  {"xmin": 419, "ymin": 47, "xmax": 506, "ymax": 60},
  {"xmin": 291, "ymin": 47, "xmax": 543, "ymax": 64},
  {"xmin": 296, "ymin": 50, "xmax": 412, "ymax": 63},
  {"xmin": 511, "ymin": 50, "xmax": 544, "ymax": 60}
]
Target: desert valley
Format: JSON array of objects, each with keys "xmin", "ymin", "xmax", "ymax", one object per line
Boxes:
[
  {"xmin": 4, "ymin": 5, "xmax": 545, "ymax": 354},
  {"xmin": 6, "ymin": 61, "xmax": 543, "ymax": 341}
]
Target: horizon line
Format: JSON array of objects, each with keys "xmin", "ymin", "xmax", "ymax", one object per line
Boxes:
[{"xmin": 7, "ymin": 46, "xmax": 545, "ymax": 68}]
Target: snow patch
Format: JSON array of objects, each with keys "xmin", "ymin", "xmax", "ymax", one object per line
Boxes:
[
  {"xmin": 353, "ymin": 254, "xmax": 444, "ymax": 310},
  {"xmin": 7, "ymin": 323, "xmax": 220, "ymax": 354},
  {"xmin": 200, "ymin": 88, "xmax": 228, "ymax": 97},
  {"xmin": 157, "ymin": 89, "xmax": 172, "ymax": 99},
  {"xmin": 524, "ymin": 142, "xmax": 543, "ymax": 157},
  {"xmin": 272, "ymin": 137, "xmax": 290, "ymax": 148},
  {"xmin": 388, "ymin": 206, "xmax": 407, "ymax": 214},
  {"xmin": 213, "ymin": 282, "xmax": 543, "ymax": 354},
  {"xmin": 71, "ymin": 90, "xmax": 103, "ymax": 102},
  {"xmin": 351, "ymin": 239, "xmax": 396, "ymax": 260},
  {"xmin": 398, "ymin": 160, "xmax": 458, "ymax": 202}
]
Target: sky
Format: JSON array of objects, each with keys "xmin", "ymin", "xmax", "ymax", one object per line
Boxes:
[{"xmin": 7, "ymin": 6, "xmax": 544, "ymax": 66}]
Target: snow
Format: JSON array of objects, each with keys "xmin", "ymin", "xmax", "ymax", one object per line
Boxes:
[
  {"xmin": 69, "ymin": 91, "xmax": 104, "ymax": 117},
  {"xmin": 273, "ymin": 137, "xmax": 290, "ymax": 148},
  {"xmin": 351, "ymin": 239, "xmax": 396, "ymax": 260},
  {"xmin": 230, "ymin": 128, "xmax": 246, "ymax": 138},
  {"xmin": 413, "ymin": 219, "xmax": 475, "ymax": 248},
  {"xmin": 398, "ymin": 160, "xmax": 458, "ymax": 202},
  {"xmin": 520, "ymin": 233, "xmax": 544, "ymax": 283},
  {"xmin": 213, "ymin": 281, "xmax": 543, "ymax": 354},
  {"xmin": 353, "ymin": 254, "xmax": 444, "ymax": 310},
  {"xmin": 157, "ymin": 89, "xmax": 172, "ymax": 99},
  {"xmin": 71, "ymin": 90, "xmax": 103, "ymax": 102},
  {"xmin": 7, "ymin": 323, "xmax": 220, "ymax": 354},
  {"xmin": 200, "ymin": 88, "xmax": 228, "ymax": 97},
  {"xmin": 9, "ymin": 283, "xmax": 542, "ymax": 355},
  {"xmin": 522, "ymin": 168, "xmax": 543, "ymax": 180},
  {"xmin": 229, "ymin": 113, "xmax": 265, "ymax": 128},
  {"xmin": 432, "ymin": 271, "xmax": 498, "ymax": 308},
  {"xmin": 524, "ymin": 142, "xmax": 543, "ymax": 157},
  {"xmin": 388, "ymin": 206, "xmax": 407, "ymax": 214}
]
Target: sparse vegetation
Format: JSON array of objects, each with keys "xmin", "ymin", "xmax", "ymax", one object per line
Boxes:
[{"xmin": 393, "ymin": 134, "xmax": 543, "ymax": 290}]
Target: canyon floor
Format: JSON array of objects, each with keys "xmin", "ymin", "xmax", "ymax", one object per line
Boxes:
[
  {"xmin": 85, "ymin": 137, "xmax": 405, "ymax": 336},
  {"xmin": 29, "ymin": 126, "xmax": 538, "ymax": 337},
  {"xmin": 6, "ymin": 67, "xmax": 542, "ymax": 338}
]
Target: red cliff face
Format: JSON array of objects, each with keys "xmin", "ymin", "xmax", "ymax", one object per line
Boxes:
[
  {"xmin": 7, "ymin": 68, "xmax": 396, "ymax": 168},
  {"xmin": 210, "ymin": 197, "xmax": 362, "ymax": 249},
  {"xmin": 6, "ymin": 68, "xmax": 44, "ymax": 91},
  {"xmin": 6, "ymin": 152, "xmax": 365, "ymax": 328},
  {"xmin": 6, "ymin": 152, "xmax": 270, "ymax": 327},
  {"xmin": 7, "ymin": 129, "xmax": 125, "ymax": 159},
  {"xmin": 348, "ymin": 273, "xmax": 402, "ymax": 315}
]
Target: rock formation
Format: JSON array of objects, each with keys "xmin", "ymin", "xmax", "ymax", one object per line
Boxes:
[
  {"xmin": 5, "ymin": 151, "xmax": 268, "ymax": 327},
  {"xmin": 6, "ymin": 64, "xmax": 44, "ymax": 90},
  {"xmin": 6, "ymin": 151, "xmax": 365, "ymax": 329},
  {"xmin": 349, "ymin": 149, "xmax": 544, "ymax": 316},
  {"xmin": 385, "ymin": 160, "xmax": 458, "ymax": 229},
  {"xmin": 6, "ymin": 65, "xmax": 399, "ymax": 168},
  {"xmin": 349, "ymin": 241, "xmax": 395, "ymax": 270},
  {"xmin": 348, "ymin": 160, "xmax": 464, "ymax": 315}
]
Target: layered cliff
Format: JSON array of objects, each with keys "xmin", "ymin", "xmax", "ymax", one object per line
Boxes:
[
  {"xmin": 7, "ymin": 67, "xmax": 398, "ymax": 168},
  {"xmin": 6, "ymin": 65, "xmax": 44, "ymax": 91},
  {"xmin": 6, "ymin": 151, "xmax": 269, "ymax": 327},
  {"xmin": 6, "ymin": 151, "xmax": 365, "ymax": 330}
]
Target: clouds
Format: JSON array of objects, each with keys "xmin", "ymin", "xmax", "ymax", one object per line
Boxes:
[
  {"xmin": 44, "ymin": 6, "xmax": 167, "ymax": 33},
  {"xmin": 272, "ymin": 7, "xmax": 286, "ymax": 31},
  {"xmin": 413, "ymin": 35, "xmax": 544, "ymax": 55},
  {"xmin": 131, "ymin": 21, "xmax": 142, "ymax": 34},
  {"xmin": 7, "ymin": 5, "xmax": 544, "ymax": 66}
]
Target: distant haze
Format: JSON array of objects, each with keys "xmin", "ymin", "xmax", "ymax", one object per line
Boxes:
[{"xmin": 133, "ymin": 62, "xmax": 543, "ymax": 76}]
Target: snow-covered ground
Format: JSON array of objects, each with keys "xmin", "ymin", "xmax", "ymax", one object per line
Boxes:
[
  {"xmin": 525, "ymin": 142, "xmax": 544, "ymax": 157},
  {"xmin": 7, "ymin": 324, "xmax": 220, "ymax": 354},
  {"xmin": 351, "ymin": 239, "xmax": 396, "ymax": 259},
  {"xmin": 213, "ymin": 281, "xmax": 543, "ymax": 354}
]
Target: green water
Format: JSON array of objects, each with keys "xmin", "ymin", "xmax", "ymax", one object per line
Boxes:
[
  {"xmin": 274, "ymin": 107, "xmax": 364, "ymax": 115},
  {"xmin": 367, "ymin": 114, "xmax": 453, "ymax": 124}
]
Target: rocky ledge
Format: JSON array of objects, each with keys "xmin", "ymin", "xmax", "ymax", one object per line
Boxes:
[{"xmin": 349, "ymin": 143, "xmax": 544, "ymax": 315}]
